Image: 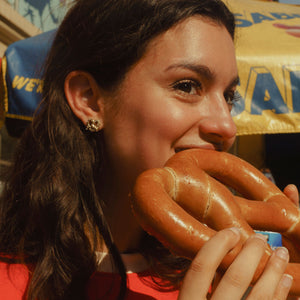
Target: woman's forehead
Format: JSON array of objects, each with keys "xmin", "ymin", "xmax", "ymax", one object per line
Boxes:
[{"xmin": 133, "ymin": 16, "xmax": 237, "ymax": 82}]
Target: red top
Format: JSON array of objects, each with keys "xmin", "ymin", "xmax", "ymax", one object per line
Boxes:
[{"xmin": 0, "ymin": 262, "xmax": 179, "ymax": 299}]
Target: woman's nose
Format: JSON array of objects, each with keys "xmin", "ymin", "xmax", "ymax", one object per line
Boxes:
[{"xmin": 198, "ymin": 95, "xmax": 237, "ymax": 148}]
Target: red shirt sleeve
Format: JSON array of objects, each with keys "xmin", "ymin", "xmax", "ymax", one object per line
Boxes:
[
  {"xmin": 87, "ymin": 271, "xmax": 179, "ymax": 300},
  {"xmin": 0, "ymin": 262, "xmax": 29, "ymax": 300},
  {"xmin": 0, "ymin": 263, "xmax": 179, "ymax": 300}
]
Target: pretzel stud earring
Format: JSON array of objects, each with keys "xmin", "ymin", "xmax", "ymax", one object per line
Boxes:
[{"xmin": 85, "ymin": 119, "xmax": 103, "ymax": 132}]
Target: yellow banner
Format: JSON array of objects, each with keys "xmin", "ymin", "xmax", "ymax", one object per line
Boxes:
[{"xmin": 224, "ymin": 0, "xmax": 300, "ymax": 135}]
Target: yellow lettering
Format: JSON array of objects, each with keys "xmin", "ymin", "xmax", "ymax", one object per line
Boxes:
[
  {"xmin": 36, "ymin": 79, "xmax": 44, "ymax": 93},
  {"xmin": 25, "ymin": 79, "xmax": 38, "ymax": 92},
  {"xmin": 12, "ymin": 76, "xmax": 44, "ymax": 93},
  {"xmin": 12, "ymin": 76, "xmax": 29, "ymax": 89}
]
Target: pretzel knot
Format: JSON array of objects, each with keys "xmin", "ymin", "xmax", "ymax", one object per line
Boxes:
[{"xmin": 132, "ymin": 148, "xmax": 300, "ymax": 296}]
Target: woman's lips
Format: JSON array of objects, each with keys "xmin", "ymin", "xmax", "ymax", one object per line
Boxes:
[{"xmin": 174, "ymin": 145, "xmax": 216, "ymax": 153}]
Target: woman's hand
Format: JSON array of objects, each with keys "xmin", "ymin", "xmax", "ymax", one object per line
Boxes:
[
  {"xmin": 283, "ymin": 184, "xmax": 300, "ymax": 300},
  {"xmin": 283, "ymin": 184, "xmax": 299, "ymax": 207},
  {"xmin": 178, "ymin": 228, "xmax": 292, "ymax": 300}
]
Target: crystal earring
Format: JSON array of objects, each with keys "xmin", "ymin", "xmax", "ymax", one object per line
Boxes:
[{"xmin": 85, "ymin": 119, "xmax": 102, "ymax": 132}]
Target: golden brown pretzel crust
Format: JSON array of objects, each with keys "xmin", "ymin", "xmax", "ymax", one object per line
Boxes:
[{"xmin": 131, "ymin": 149, "xmax": 300, "ymax": 296}]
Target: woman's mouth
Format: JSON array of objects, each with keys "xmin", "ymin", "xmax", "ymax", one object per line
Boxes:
[{"xmin": 174, "ymin": 144, "xmax": 218, "ymax": 154}]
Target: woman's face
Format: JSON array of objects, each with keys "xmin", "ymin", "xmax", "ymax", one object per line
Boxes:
[{"xmin": 102, "ymin": 16, "xmax": 238, "ymax": 187}]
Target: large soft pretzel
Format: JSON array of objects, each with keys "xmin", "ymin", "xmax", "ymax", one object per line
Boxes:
[{"xmin": 131, "ymin": 149, "xmax": 300, "ymax": 296}]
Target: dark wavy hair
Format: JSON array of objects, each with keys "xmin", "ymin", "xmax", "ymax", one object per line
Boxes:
[{"xmin": 0, "ymin": 0, "xmax": 235, "ymax": 299}]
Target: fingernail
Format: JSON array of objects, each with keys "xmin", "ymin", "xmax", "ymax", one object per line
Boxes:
[
  {"xmin": 281, "ymin": 274, "xmax": 293, "ymax": 288},
  {"xmin": 275, "ymin": 247, "xmax": 289, "ymax": 260},
  {"xmin": 253, "ymin": 233, "xmax": 268, "ymax": 242}
]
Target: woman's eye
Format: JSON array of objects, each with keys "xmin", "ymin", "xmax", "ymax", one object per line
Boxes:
[
  {"xmin": 225, "ymin": 90, "xmax": 241, "ymax": 109},
  {"xmin": 172, "ymin": 80, "xmax": 201, "ymax": 95}
]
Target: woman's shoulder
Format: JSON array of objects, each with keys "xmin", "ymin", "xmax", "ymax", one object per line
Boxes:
[{"xmin": 0, "ymin": 261, "xmax": 29, "ymax": 299}]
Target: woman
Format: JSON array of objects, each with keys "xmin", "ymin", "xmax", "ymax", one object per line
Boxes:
[{"xmin": 0, "ymin": 0, "xmax": 296, "ymax": 299}]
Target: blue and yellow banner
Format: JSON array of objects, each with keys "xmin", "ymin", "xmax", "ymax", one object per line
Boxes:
[
  {"xmin": 1, "ymin": 30, "xmax": 55, "ymax": 124},
  {"xmin": 224, "ymin": 0, "xmax": 300, "ymax": 135}
]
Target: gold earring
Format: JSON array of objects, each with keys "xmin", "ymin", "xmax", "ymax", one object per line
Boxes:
[{"xmin": 85, "ymin": 119, "xmax": 102, "ymax": 132}]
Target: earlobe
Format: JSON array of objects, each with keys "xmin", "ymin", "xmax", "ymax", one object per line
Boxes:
[{"xmin": 64, "ymin": 71, "xmax": 104, "ymax": 128}]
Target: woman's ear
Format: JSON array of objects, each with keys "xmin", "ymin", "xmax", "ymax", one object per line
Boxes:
[{"xmin": 64, "ymin": 71, "xmax": 104, "ymax": 129}]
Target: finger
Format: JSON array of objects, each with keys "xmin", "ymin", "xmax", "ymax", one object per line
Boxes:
[
  {"xmin": 273, "ymin": 274, "xmax": 293, "ymax": 300},
  {"xmin": 211, "ymin": 234, "xmax": 267, "ymax": 300},
  {"xmin": 178, "ymin": 227, "xmax": 240, "ymax": 300},
  {"xmin": 248, "ymin": 247, "xmax": 290, "ymax": 299},
  {"xmin": 283, "ymin": 184, "xmax": 299, "ymax": 207}
]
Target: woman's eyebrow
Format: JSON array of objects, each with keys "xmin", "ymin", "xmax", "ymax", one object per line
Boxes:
[
  {"xmin": 165, "ymin": 63, "xmax": 215, "ymax": 80},
  {"xmin": 165, "ymin": 62, "xmax": 239, "ymax": 89},
  {"xmin": 227, "ymin": 76, "xmax": 240, "ymax": 90}
]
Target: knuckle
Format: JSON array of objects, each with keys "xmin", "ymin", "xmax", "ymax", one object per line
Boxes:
[
  {"xmin": 189, "ymin": 258, "xmax": 208, "ymax": 273},
  {"xmin": 270, "ymin": 256, "xmax": 287, "ymax": 273},
  {"xmin": 224, "ymin": 271, "xmax": 246, "ymax": 288},
  {"xmin": 268, "ymin": 248, "xmax": 289, "ymax": 273}
]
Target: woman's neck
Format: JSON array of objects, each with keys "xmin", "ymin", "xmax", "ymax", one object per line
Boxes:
[{"xmin": 102, "ymin": 186, "xmax": 145, "ymax": 254}]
